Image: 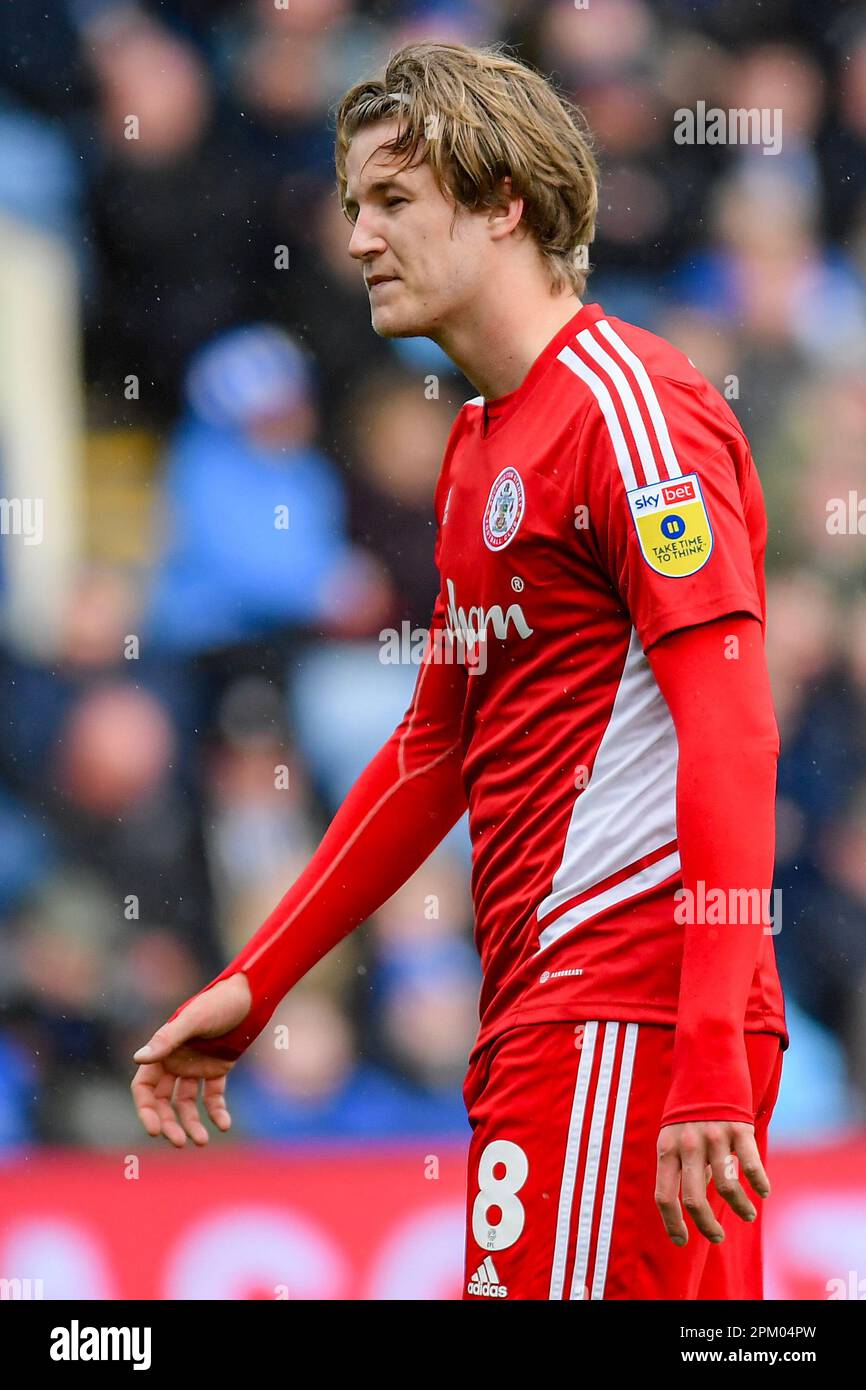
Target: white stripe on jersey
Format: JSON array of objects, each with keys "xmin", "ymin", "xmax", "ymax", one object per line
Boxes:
[
  {"xmin": 538, "ymin": 850, "xmax": 681, "ymax": 952},
  {"xmin": 575, "ymin": 328, "xmax": 660, "ymax": 484},
  {"xmin": 591, "ymin": 1023, "xmax": 638, "ymax": 1299},
  {"xmin": 549, "ymin": 1021, "xmax": 638, "ymax": 1300},
  {"xmin": 595, "ymin": 319, "xmax": 683, "ymax": 480},
  {"xmin": 549, "ymin": 1021, "xmax": 598, "ymax": 1299},
  {"xmin": 570, "ymin": 1020, "xmax": 619, "ymax": 1299},
  {"xmin": 558, "ymin": 344, "xmax": 638, "ymax": 490},
  {"xmin": 535, "ymin": 627, "xmax": 680, "ymax": 946}
]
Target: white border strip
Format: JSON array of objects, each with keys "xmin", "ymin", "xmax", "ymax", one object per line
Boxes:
[
  {"xmin": 537, "ymin": 850, "xmax": 681, "ymax": 952},
  {"xmin": 577, "ymin": 329, "xmax": 659, "ymax": 484},
  {"xmin": 596, "ymin": 319, "xmax": 683, "ymax": 479},
  {"xmin": 549, "ymin": 1021, "xmax": 598, "ymax": 1299},
  {"xmin": 591, "ymin": 1023, "xmax": 638, "ymax": 1298},
  {"xmin": 558, "ymin": 345, "xmax": 638, "ymax": 491},
  {"xmin": 570, "ymin": 1022, "xmax": 619, "ymax": 1299}
]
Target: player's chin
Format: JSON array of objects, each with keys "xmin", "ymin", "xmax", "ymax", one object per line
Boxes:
[{"xmin": 370, "ymin": 301, "xmax": 428, "ymax": 339}]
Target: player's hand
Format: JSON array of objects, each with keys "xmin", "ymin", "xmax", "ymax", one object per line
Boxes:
[
  {"xmin": 130, "ymin": 973, "xmax": 252, "ymax": 1149},
  {"xmin": 655, "ymin": 1120, "xmax": 770, "ymax": 1245}
]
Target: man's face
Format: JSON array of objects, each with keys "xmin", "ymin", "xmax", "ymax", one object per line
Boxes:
[{"xmin": 343, "ymin": 119, "xmax": 490, "ymax": 339}]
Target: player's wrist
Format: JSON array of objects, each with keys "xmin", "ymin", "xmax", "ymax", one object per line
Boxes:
[{"xmin": 659, "ymin": 1104, "xmax": 756, "ymax": 1129}]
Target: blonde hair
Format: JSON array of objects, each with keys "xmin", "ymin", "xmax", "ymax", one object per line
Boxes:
[{"xmin": 334, "ymin": 41, "xmax": 598, "ymax": 296}]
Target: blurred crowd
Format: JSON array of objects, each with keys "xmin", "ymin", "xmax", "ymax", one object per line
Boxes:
[{"xmin": 0, "ymin": 0, "xmax": 864, "ymax": 1149}]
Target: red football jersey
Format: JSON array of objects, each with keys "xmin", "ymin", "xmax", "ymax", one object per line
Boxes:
[
  {"xmin": 176, "ymin": 299, "xmax": 789, "ymax": 1103},
  {"xmin": 427, "ymin": 301, "xmax": 788, "ymax": 1066}
]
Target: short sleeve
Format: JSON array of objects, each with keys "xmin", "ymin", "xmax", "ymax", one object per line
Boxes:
[{"xmin": 575, "ymin": 385, "xmax": 766, "ymax": 652}]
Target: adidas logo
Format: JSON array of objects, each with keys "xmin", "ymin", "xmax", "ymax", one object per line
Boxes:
[{"xmin": 467, "ymin": 1256, "xmax": 508, "ymax": 1298}]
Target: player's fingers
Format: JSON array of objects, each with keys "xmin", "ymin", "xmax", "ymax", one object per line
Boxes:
[
  {"xmin": 130, "ymin": 1065, "xmax": 166, "ymax": 1138},
  {"xmin": 203, "ymin": 1075, "xmax": 232, "ymax": 1132},
  {"xmin": 151, "ymin": 1071, "xmax": 188, "ymax": 1148},
  {"xmin": 172, "ymin": 1075, "xmax": 209, "ymax": 1146},
  {"xmin": 133, "ymin": 1012, "xmax": 204, "ymax": 1064},
  {"xmin": 733, "ymin": 1128, "xmax": 771, "ymax": 1200},
  {"xmin": 704, "ymin": 1126, "xmax": 758, "ymax": 1222},
  {"xmin": 655, "ymin": 1147, "xmax": 688, "ymax": 1245},
  {"xmin": 130, "ymin": 1066, "xmax": 183, "ymax": 1144},
  {"xmin": 679, "ymin": 1134, "xmax": 724, "ymax": 1243}
]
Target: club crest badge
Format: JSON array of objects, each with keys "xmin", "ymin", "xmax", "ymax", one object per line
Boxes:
[
  {"xmin": 483, "ymin": 467, "xmax": 525, "ymax": 551},
  {"xmin": 626, "ymin": 473, "xmax": 713, "ymax": 577}
]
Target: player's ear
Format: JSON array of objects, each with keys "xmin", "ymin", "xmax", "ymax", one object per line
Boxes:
[{"xmin": 487, "ymin": 177, "xmax": 523, "ymax": 243}]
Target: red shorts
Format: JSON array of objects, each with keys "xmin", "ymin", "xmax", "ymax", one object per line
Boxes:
[{"xmin": 462, "ymin": 1020, "xmax": 784, "ymax": 1301}]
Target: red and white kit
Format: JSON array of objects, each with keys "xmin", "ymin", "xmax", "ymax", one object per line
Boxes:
[
  {"xmin": 431, "ymin": 302, "xmax": 786, "ymax": 1061},
  {"xmin": 463, "ymin": 1021, "xmax": 783, "ymax": 1301},
  {"xmin": 173, "ymin": 302, "xmax": 789, "ymax": 1299}
]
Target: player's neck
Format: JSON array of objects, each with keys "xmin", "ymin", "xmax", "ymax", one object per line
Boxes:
[{"xmin": 432, "ymin": 287, "xmax": 584, "ymax": 402}]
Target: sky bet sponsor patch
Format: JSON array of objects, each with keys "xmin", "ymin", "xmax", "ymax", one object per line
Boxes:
[{"xmin": 626, "ymin": 473, "xmax": 713, "ymax": 577}]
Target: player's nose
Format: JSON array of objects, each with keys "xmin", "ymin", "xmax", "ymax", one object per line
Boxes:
[{"xmin": 347, "ymin": 212, "xmax": 387, "ymax": 263}]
